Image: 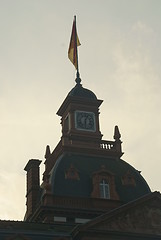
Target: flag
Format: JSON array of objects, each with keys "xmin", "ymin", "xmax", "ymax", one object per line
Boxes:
[{"xmin": 68, "ymin": 16, "xmax": 81, "ymax": 70}]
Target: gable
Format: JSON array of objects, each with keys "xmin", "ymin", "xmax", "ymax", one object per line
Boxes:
[
  {"xmin": 95, "ymin": 197, "xmax": 161, "ymax": 235},
  {"xmin": 73, "ymin": 192, "xmax": 161, "ymax": 238}
]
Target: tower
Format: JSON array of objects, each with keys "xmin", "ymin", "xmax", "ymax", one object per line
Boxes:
[
  {"xmin": 24, "ymin": 75, "xmax": 151, "ymax": 226},
  {"xmin": 1, "ymin": 17, "xmax": 160, "ymax": 240},
  {"xmin": 21, "ymin": 17, "xmax": 161, "ymax": 240},
  {"xmin": 57, "ymin": 79, "xmax": 103, "ymax": 149},
  {"xmin": 22, "ymin": 73, "xmax": 161, "ymax": 240}
]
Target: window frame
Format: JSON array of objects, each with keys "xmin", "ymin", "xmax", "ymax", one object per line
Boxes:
[{"xmin": 100, "ymin": 179, "xmax": 110, "ymax": 199}]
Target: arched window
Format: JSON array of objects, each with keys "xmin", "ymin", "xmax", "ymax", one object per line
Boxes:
[{"xmin": 100, "ymin": 179, "xmax": 110, "ymax": 199}]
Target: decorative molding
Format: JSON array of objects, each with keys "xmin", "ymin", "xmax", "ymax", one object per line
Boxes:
[
  {"xmin": 93, "ymin": 198, "xmax": 161, "ymax": 235},
  {"xmin": 65, "ymin": 164, "xmax": 80, "ymax": 180},
  {"xmin": 121, "ymin": 170, "xmax": 136, "ymax": 186}
]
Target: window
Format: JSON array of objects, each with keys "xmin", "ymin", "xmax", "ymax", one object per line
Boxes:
[
  {"xmin": 75, "ymin": 218, "xmax": 90, "ymax": 223},
  {"xmin": 64, "ymin": 115, "xmax": 69, "ymax": 131},
  {"xmin": 91, "ymin": 165, "xmax": 119, "ymax": 200},
  {"xmin": 100, "ymin": 179, "xmax": 110, "ymax": 199},
  {"xmin": 54, "ymin": 216, "xmax": 66, "ymax": 222}
]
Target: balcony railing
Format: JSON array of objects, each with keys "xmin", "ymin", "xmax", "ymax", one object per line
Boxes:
[
  {"xmin": 51, "ymin": 195, "xmax": 122, "ymax": 212},
  {"xmin": 100, "ymin": 140, "xmax": 115, "ymax": 150}
]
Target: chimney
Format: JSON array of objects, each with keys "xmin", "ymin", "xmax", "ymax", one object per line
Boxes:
[{"xmin": 24, "ymin": 159, "xmax": 41, "ymax": 221}]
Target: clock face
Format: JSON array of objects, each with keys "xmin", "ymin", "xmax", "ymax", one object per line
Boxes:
[{"xmin": 75, "ymin": 111, "xmax": 96, "ymax": 131}]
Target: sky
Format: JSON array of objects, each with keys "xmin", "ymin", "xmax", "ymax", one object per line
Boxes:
[{"xmin": 0, "ymin": 0, "xmax": 161, "ymax": 220}]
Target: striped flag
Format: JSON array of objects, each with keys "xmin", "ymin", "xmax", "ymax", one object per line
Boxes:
[{"xmin": 68, "ymin": 16, "xmax": 81, "ymax": 70}]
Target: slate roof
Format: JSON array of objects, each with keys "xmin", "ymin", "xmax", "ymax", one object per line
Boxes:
[
  {"xmin": 50, "ymin": 153, "xmax": 151, "ymax": 203},
  {"xmin": 68, "ymin": 82, "xmax": 97, "ymax": 100},
  {"xmin": 0, "ymin": 221, "xmax": 71, "ymax": 240}
]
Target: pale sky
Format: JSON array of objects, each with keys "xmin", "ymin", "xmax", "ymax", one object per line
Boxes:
[{"xmin": 0, "ymin": 0, "xmax": 161, "ymax": 220}]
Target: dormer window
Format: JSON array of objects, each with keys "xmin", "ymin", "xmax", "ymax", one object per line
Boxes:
[
  {"xmin": 91, "ymin": 165, "xmax": 119, "ymax": 200},
  {"xmin": 100, "ymin": 179, "xmax": 110, "ymax": 199}
]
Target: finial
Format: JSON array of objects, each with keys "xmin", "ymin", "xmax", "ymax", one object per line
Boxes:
[
  {"xmin": 75, "ymin": 70, "xmax": 81, "ymax": 84},
  {"xmin": 45, "ymin": 145, "xmax": 51, "ymax": 159},
  {"xmin": 113, "ymin": 125, "xmax": 121, "ymax": 140}
]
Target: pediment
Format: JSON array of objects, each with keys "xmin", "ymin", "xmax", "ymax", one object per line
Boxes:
[{"xmin": 76, "ymin": 192, "xmax": 161, "ymax": 236}]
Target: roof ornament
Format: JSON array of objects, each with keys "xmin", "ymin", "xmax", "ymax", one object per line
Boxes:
[
  {"xmin": 75, "ymin": 71, "xmax": 81, "ymax": 85},
  {"xmin": 113, "ymin": 125, "xmax": 121, "ymax": 141},
  {"xmin": 113, "ymin": 126, "xmax": 122, "ymax": 153},
  {"xmin": 45, "ymin": 145, "xmax": 51, "ymax": 159}
]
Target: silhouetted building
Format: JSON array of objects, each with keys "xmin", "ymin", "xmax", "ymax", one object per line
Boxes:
[{"xmin": 0, "ymin": 76, "xmax": 161, "ymax": 240}]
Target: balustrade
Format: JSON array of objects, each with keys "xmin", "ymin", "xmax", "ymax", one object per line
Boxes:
[
  {"xmin": 52, "ymin": 196, "xmax": 121, "ymax": 211},
  {"xmin": 100, "ymin": 140, "xmax": 115, "ymax": 150}
]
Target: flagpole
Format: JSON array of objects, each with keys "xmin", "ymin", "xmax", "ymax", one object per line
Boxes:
[{"xmin": 74, "ymin": 16, "xmax": 81, "ymax": 83}]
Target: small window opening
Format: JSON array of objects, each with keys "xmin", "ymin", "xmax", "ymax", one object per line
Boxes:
[
  {"xmin": 100, "ymin": 179, "xmax": 110, "ymax": 199},
  {"xmin": 64, "ymin": 115, "xmax": 69, "ymax": 131}
]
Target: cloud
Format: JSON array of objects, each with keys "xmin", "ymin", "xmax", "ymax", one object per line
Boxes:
[
  {"xmin": 132, "ymin": 21, "xmax": 154, "ymax": 34},
  {"xmin": 102, "ymin": 20, "xmax": 161, "ymax": 191},
  {"xmin": 0, "ymin": 171, "xmax": 25, "ymax": 220}
]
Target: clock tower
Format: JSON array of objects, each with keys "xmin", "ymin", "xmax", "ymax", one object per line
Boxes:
[
  {"xmin": 57, "ymin": 76, "xmax": 103, "ymax": 149},
  {"xmin": 1, "ymin": 17, "xmax": 160, "ymax": 240}
]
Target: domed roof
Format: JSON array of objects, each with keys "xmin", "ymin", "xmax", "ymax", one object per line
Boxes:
[
  {"xmin": 68, "ymin": 82, "xmax": 97, "ymax": 100},
  {"xmin": 49, "ymin": 153, "xmax": 151, "ymax": 203}
]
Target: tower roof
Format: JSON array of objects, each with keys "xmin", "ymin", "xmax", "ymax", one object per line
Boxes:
[
  {"xmin": 57, "ymin": 80, "xmax": 102, "ymax": 117},
  {"xmin": 50, "ymin": 153, "xmax": 151, "ymax": 203},
  {"xmin": 68, "ymin": 82, "xmax": 97, "ymax": 100}
]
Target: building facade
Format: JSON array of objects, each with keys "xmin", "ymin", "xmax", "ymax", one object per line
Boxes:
[{"xmin": 0, "ymin": 75, "xmax": 161, "ymax": 239}]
